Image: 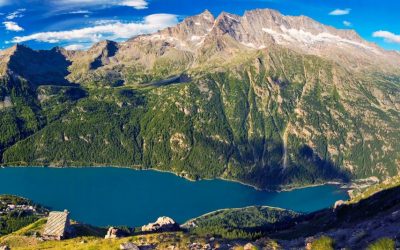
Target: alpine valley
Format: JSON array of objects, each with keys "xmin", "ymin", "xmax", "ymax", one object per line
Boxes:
[{"xmin": 0, "ymin": 9, "xmax": 399, "ymax": 190}]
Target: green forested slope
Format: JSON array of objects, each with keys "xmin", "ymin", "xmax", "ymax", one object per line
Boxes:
[
  {"xmin": 0, "ymin": 47, "xmax": 399, "ymax": 189},
  {"xmin": 184, "ymin": 206, "xmax": 300, "ymax": 239}
]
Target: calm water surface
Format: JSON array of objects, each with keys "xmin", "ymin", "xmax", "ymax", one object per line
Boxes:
[{"xmin": 0, "ymin": 167, "xmax": 348, "ymax": 226}]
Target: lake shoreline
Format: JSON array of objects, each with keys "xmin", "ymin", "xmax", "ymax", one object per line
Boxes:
[
  {"xmin": 0, "ymin": 166, "xmax": 350, "ymax": 227},
  {"xmin": 181, "ymin": 205, "xmax": 301, "ymax": 228},
  {"xmin": 0, "ymin": 163, "xmax": 348, "ymax": 193}
]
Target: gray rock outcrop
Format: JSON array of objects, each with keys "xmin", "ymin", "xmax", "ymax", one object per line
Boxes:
[{"xmin": 141, "ymin": 216, "xmax": 178, "ymax": 232}]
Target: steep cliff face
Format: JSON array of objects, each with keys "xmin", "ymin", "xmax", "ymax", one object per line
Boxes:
[{"xmin": 0, "ymin": 9, "xmax": 399, "ymax": 189}]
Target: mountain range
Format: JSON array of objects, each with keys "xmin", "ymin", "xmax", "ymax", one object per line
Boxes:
[{"xmin": 0, "ymin": 9, "xmax": 399, "ymax": 189}]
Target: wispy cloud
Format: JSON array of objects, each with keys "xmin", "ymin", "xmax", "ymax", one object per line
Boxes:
[
  {"xmin": 329, "ymin": 8, "xmax": 351, "ymax": 16},
  {"xmin": 64, "ymin": 44, "xmax": 86, "ymax": 50},
  {"xmin": 6, "ymin": 9, "xmax": 26, "ymax": 20},
  {"xmin": 343, "ymin": 21, "xmax": 352, "ymax": 27},
  {"xmin": 69, "ymin": 10, "xmax": 92, "ymax": 14},
  {"xmin": 373, "ymin": 31, "xmax": 400, "ymax": 44},
  {"xmin": 54, "ymin": 0, "xmax": 149, "ymax": 10},
  {"xmin": 11, "ymin": 14, "xmax": 178, "ymax": 44},
  {"xmin": 3, "ymin": 21, "xmax": 24, "ymax": 31},
  {"xmin": 91, "ymin": 20, "xmax": 120, "ymax": 25}
]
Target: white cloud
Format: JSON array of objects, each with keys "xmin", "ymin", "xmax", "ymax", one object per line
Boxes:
[
  {"xmin": 6, "ymin": 9, "xmax": 26, "ymax": 20},
  {"xmin": 3, "ymin": 21, "xmax": 24, "ymax": 32},
  {"xmin": 373, "ymin": 30, "xmax": 400, "ymax": 44},
  {"xmin": 64, "ymin": 44, "xmax": 86, "ymax": 50},
  {"xmin": 343, "ymin": 21, "xmax": 352, "ymax": 27},
  {"xmin": 54, "ymin": 0, "xmax": 149, "ymax": 10},
  {"xmin": 119, "ymin": 0, "xmax": 148, "ymax": 9},
  {"xmin": 11, "ymin": 14, "xmax": 178, "ymax": 44},
  {"xmin": 329, "ymin": 8, "xmax": 351, "ymax": 16}
]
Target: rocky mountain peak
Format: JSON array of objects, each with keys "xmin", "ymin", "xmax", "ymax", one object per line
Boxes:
[
  {"xmin": 243, "ymin": 8, "xmax": 285, "ymax": 23},
  {"xmin": 2, "ymin": 8, "xmax": 399, "ymax": 74},
  {"xmin": 1, "ymin": 45, "xmax": 32, "ymax": 76},
  {"xmin": 0, "ymin": 44, "xmax": 71, "ymax": 85},
  {"xmin": 85, "ymin": 40, "xmax": 119, "ymax": 69},
  {"xmin": 208, "ymin": 12, "xmax": 241, "ymax": 39},
  {"xmin": 214, "ymin": 12, "xmax": 241, "ymax": 27},
  {"xmin": 192, "ymin": 8, "xmax": 398, "ymax": 69},
  {"xmin": 4, "ymin": 44, "xmax": 35, "ymax": 59},
  {"xmin": 197, "ymin": 9, "xmax": 214, "ymax": 22},
  {"xmin": 0, "ymin": 44, "xmax": 34, "ymax": 76},
  {"xmin": 222, "ymin": 8, "xmax": 368, "ymax": 47},
  {"xmin": 111, "ymin": 8, "xmax": 399, "ymax": 70},
  {"xmin": 138, "ymin": 9, "xmax": 216, "ymax": 50},
  {"xmin": 88, "ymin": 40, "xmax": 118, "ymax": 55}
]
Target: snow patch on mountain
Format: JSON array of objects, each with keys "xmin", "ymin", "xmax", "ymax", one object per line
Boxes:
[{"xmin": 262, "ymin": 26, "xmax": 381, "ymax": 54}]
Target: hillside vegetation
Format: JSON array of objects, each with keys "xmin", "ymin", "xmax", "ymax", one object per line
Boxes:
[
  {"xmin": 1, "ymin": 46, "xmax": 399, "ymax": 189},
  {"xmin": 184, "ymin": 206, "xmax": 300, "ymax": 239},
  {"xmin": 0, "ymin": 195, "xmax": 48, "ymax": 236},
  {"xmin": 0, "ymin": 9, "xmax": 399, "ymax": 190}
]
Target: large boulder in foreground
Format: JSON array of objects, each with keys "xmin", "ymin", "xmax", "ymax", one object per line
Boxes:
[
  {"xmin": 141, "ymin": 216, "xmax": 179, "ymax": 232},
  {"xmin": 105, "ymin": 227, "xmax": 123, "ymax": 239}
]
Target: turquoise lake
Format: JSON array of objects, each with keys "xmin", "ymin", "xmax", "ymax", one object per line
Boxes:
[{"xmin": 0, "ymin": 167, "xmax": 348, "ymax": 227}]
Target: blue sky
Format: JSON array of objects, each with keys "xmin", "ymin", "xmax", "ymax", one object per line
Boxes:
[{"xmin": 0, "ymin": 0, "xmax": 399, "ymax": 51}]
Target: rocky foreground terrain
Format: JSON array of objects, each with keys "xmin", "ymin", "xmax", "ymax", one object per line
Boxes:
[
  {"xmin": 0, "ymin": 176, "xmax": 399, "ymax": 249},
  {"xmin": 0, "ymin": 9, "xmax": 399, "ymax": 190}
]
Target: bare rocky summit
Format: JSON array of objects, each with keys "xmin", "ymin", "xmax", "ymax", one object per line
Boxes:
[
  {"xmin": 2, "ymin": 9, "xmax": 399, "ymax": 84},
  {"xmin": 125, "ymin": 9, "xmax": 400, "ymax": 71}
]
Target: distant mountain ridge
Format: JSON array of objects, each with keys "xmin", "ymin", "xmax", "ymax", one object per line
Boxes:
[
  {"xmin": 1, "ymin": 9, "xmax": 400, "ymax": 81},
  {"xmin": 0, "ymin": 9, "xmax": 399, "ymax": 189}
]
